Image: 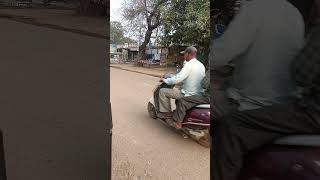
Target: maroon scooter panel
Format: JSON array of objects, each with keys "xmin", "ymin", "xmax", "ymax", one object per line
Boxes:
[
  {"xmin": 183, "ymin": 108, "xmax": 210, "ymax": 129},
  {"xmin": 240, "ymin": 146, "xmax": 320, "ymax": 180}
]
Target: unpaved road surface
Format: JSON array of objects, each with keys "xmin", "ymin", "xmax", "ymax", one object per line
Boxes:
[{"xmin": 111, "ymin": 68, "xmax": 210, "ymax": 180}]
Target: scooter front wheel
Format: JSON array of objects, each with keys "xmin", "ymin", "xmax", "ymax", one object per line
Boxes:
[{"xmin": 147, "ymin": 102, "xmax": 157, "ymax": 119}]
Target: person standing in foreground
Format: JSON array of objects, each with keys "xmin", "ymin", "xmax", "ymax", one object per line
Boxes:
[
  {"xmin": 209, "ymin": 0, "xmax": 305, "ymax": 116},
  {"xmin": 209, "ymin": 0, "xmax": 314, "ymax": 179},
  {"xmin": 158, "ymin": 46, "xmax": 205, "ymax": 118},
  {"xmin": 211, "ymin": 9, "xmax": 320, "ymax": 180}
]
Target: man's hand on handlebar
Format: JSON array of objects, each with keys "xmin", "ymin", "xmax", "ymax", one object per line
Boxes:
[{"xmin": 160, "ymin": 77, "xmax": 165, "ymax": 82}]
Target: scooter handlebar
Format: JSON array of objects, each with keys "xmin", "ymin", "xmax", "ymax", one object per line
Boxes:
[{"xmin": 163, "ymin": 73, "xmax": 175, "ymax": 79}]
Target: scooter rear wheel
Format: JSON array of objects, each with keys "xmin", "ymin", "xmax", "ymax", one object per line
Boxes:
[
  {"xmin": 182, "ymin": 129, "xmax": 210, "ymax": 148},
  {"xmin": 148, "ymin": 102, "xmax": 157, "ymax": 119}
]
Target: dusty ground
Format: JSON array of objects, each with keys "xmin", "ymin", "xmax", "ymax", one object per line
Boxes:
[{"xmin": 111, "ymin": 68, "xmax": 210, "ymax": 180}]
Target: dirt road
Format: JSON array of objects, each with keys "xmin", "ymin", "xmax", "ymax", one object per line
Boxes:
[{"xmin": 111, "ymin": 68, "xmax": 210, "ymax": 180}]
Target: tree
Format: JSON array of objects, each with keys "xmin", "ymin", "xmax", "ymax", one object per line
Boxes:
[
  {"xmin": 110, "ymin": 21, "xmax": 135, "ymax": 44},
  {"xmin": 122, "ymin": 0, "xmax": 169, "ymax": 60},
  {"xmin": 160, "ymin": 0, "xmax": 210, "ymax": 65}
]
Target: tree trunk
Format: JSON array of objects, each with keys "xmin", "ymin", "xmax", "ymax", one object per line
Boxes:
[
  {"xmin": 137, "ymin": 1, "xmax": 165, "ymax": 60},
  {"xmin": 139, "ymin": 29, "xmax": 153, "ymax": 60}
]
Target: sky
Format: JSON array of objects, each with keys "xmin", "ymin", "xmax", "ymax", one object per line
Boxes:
[{"xmin": 110, "ymin": 0, "xmax": 125, "ymax": 22}]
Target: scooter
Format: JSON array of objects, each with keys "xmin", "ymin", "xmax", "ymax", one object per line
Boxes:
[
  {"xmin": 147, "ymin": 73, "xmax": 210, "ymax": 147},
  {"xmin": 240, "ymin": 135, "xmax": 320, "ymax": 180}
]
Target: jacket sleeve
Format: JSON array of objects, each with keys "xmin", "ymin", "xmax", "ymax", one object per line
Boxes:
[
  {"xmin": 164, "ymin": 63, "xmax": 191, "ymax": 85},
  {"xmin": 210, "ymin": 1, "xmax": 258, "ymax": 70},
  {"xmin": 201, "ymin": 70, "xmax": 210, "ymax": 90}
]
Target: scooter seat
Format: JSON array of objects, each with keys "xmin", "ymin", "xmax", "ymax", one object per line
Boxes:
[
  {"xmin": 195, "ymin": 104, "xmax": 210, "ymax": 108},
  {"xmin": 274, "ymin": 135, "xmax": 320, "ymax": 146}
]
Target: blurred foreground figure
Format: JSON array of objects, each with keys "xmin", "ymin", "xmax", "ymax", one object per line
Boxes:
[{"xmin": 210, "ymin": 0, "xmax": 319, "ymax": 180}]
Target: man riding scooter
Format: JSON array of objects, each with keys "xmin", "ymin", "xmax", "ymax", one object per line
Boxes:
[
  {"xmin": 158, "ymin": 46, "xmax": 205, "ymax": 119},
  {"xmin": 165, "ymin": 69, "xmax": 210, "ymax": 129},
  {"xmin": 211, "ymin": 2, "xmax": 320, "ymax": 179}
]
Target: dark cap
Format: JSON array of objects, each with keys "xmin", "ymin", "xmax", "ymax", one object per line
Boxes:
[{"xmin": 180, "ymin": 46, "xmax": 197, "ymax": 55}]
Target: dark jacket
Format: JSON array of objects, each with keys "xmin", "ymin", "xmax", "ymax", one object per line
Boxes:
[{"xmin": 292, "ymin": 24, "xmax": 320, "ymax": 118}]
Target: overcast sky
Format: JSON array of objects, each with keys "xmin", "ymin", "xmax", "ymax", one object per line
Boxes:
[{"xmin": 110, "ymin": 0, "xmax": 125, "ymax": 22}]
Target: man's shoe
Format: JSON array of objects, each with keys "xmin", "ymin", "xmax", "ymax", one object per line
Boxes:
[
  {"xmin": 175, "ymin": 122, "xmax": 182, "ymax": 129},
  {"xmin": 165, "ymin": 118, "xmax": 182, "ymax": 130}
]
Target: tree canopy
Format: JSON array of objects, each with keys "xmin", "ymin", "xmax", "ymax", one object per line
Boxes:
[
  {"xmin": 122, "ymin": 0, "xmax": 169, "ymax": 59},
  {"xmin": 110, "ymin": 21, "xmax": 136, "ymax": 44},
  {"xmin": 120, "ymin": 0, "xmax": 210, "ymax": 62},
  {"xmin": 159, "ymin": 0, "xmax": 210, "ymax": 65},
  {"xmin": 160, "ymin": 0, "xmax": 210, "ymax": 49}
]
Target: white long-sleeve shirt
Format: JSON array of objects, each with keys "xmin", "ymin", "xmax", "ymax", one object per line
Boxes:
[{"xmin": 164, "ymin": 58, "xmax": 205, "ymax": 96}]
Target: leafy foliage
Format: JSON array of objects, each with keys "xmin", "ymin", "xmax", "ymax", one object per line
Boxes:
[
  {"xmin": 160, "ymin": 0, "xmax": 210, "ymax": 49},
  {"xmin": 110, "ymin": 21, "xmax": 136, "ymax": 44},
  {"xmin": 121, "ymin": 0, "xmax": 210, "ymax": 61}
]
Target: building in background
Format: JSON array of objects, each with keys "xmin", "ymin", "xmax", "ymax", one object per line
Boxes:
[
  {"xmin": 110, "ymin": 42, "xmax": 205, "ymax": 67},
  {"xmin": 110, "ymin": 43, "xmax": 139, "ymax": 63}
]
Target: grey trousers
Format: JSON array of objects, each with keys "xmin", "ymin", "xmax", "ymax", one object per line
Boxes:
[
  {"xmin": 172, "ymin": 95, "xmax": 210, "ymax": 122},
  {"xmin": 211, "ymin": 104, "xmax": 320, "ymax": 180},
  {"xmin": 159, "ymin": 88, "xmax": 184, "ymax": 113}
]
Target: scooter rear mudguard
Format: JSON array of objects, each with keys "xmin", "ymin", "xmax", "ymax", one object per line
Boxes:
[
  {"xmin": 240, "ymin": 145, "xmax": 320, "ymax": 180},
  {"xmin": 183, "ymin": 108, "xmax": 210, "ymax": 129}
]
